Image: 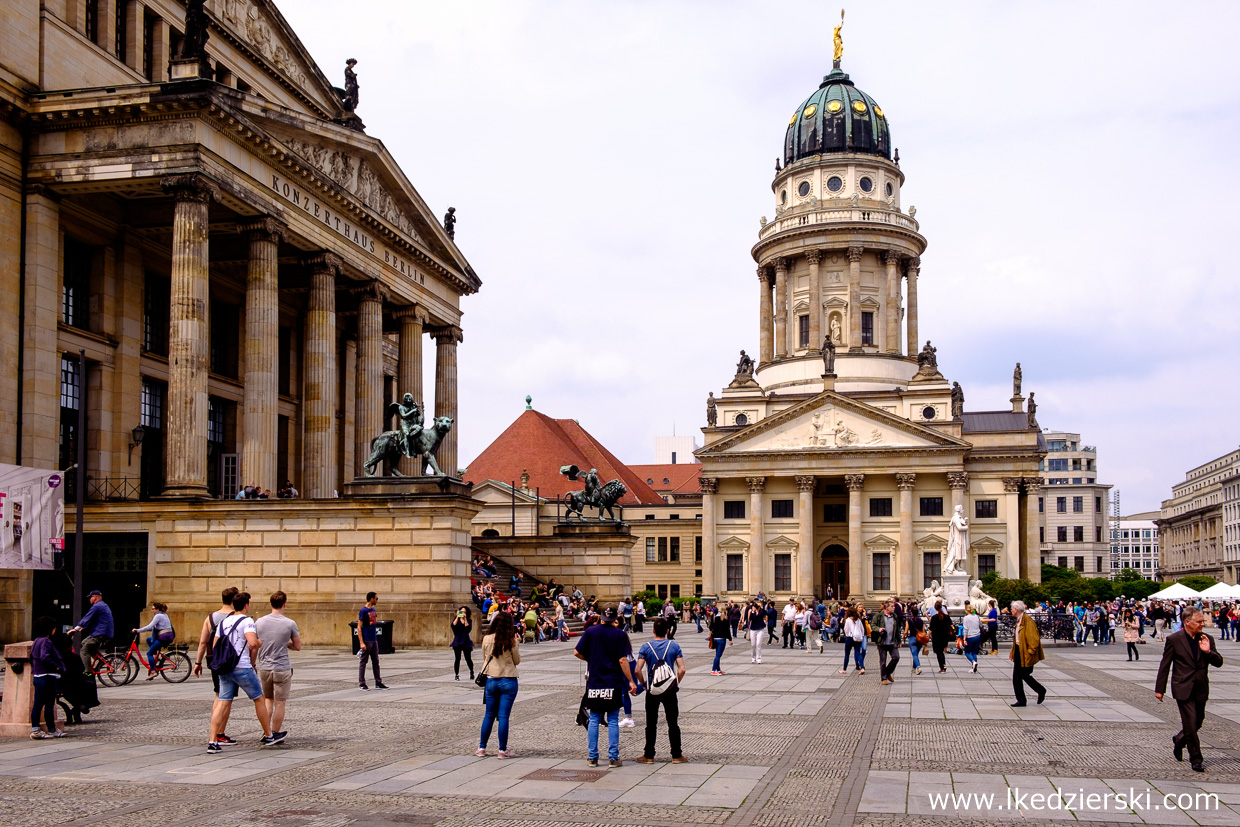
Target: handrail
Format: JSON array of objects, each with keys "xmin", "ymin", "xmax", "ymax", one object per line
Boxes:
[{"xmin": 758, "ymin": 206, "xmax": 919, "ymax": 240}]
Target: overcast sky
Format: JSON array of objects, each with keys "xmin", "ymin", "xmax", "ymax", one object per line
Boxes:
[{"xmin": 280, "ymin": 0, "xmax": 1239, "ymax": 512}]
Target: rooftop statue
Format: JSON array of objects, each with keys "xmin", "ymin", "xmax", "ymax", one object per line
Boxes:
[
  {"xmin": 444, "ymin": 206, "xmax": 457, "ymax": 239},
  {"xmin": 918, "ymin": 340, "xmax": 938, "ymax": 370},
  {"xmin": 821, "ymin": 335, "xmax": 836, "ymax": 375},
  {"xmin": 832, "ymin": 9, "xmax": 845, "ymax": 66},
  {"xmin": 951, "ymin": 381, "xmax": 964, "ymax": 420},
  {"xmin": 341, "ymin": 59, "xmax": 359, "ymax": 112},
  {"xmin": 178, "ymin": 0, "xmax": 211, "ymax": 72},
  {"xmin": 1027, "ymin": 392, "xmax": 1039, "ymax": 428},
  {"xmin": 736, "ymin": 350, "xmax": 755, "ymax": 377},
  {"xmin": 706, "ymin": 392, "xmax": 717, "ymax": 427},
  {"xmin": 1013, "ymin": 362, "xmax": 1022, "ymax": 397}
]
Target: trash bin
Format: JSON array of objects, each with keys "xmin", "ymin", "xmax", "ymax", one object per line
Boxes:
[{"xmin": 349, "ymin": 620, "xmax": 395, "ymax": 654}]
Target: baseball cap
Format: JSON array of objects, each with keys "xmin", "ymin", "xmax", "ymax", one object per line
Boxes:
[
  {"xmin": 88, "ymin": 590, "xmax": 102, "ymax": 597},
  {"xmin": 604, "ymin": 606, "xmax": 619, "ymax": 622}
]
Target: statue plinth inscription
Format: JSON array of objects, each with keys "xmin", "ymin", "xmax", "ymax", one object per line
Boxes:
[{"xmin": 941, "ymin": 573, "xmax": 970, "ymax": 612}]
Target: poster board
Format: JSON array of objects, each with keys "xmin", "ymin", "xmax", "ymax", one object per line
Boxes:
[{"xmin": 0, "ymin": 463, "xmax": 65, "ymax": 570}]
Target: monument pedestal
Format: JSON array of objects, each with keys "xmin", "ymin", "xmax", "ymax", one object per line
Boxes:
[
  {"xmin": 1, "ymin": 642, "xmax": 64, "ymax": 737},
  {"xmin": 941, "ymin": 573, "xmax": 970, "ymax": 614}
]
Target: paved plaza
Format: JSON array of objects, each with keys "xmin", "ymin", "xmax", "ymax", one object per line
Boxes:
[{"xmin": 3, "ymin": 632, "xmax": 1240, "ymax": 826}]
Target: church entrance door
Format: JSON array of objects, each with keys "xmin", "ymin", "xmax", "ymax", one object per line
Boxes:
[{"xmin": 821, "ymin": 545, "xmax": 848, "ymax": 600}]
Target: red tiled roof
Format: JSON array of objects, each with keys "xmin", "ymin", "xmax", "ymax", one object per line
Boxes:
[
  {"xmin": 629, "ymin": 464, "xmax": 702, "ymax": 496},
  {"xmin": 464, "ymin": 410, "xmax": 665, "ymax": 506}
]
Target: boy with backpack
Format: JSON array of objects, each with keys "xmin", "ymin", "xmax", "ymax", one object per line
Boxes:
[
  {"xmin": 206, "ymin": 591, "xmax": 277, "ymax": 753},
  {"xmin": 194, "ymin": 586, "xmax": 239, "ymax": 745},
  {"xmin": 633, "ymin": 618, "xmax": 687, "ymax": 764}
]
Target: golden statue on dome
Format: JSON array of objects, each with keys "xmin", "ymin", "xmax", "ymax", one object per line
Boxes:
[{"xmin": 832, "ymin": 9, "xmax": 845, "ymax": 68}]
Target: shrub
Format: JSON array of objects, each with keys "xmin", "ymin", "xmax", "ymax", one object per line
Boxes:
[
  {"xmin": 1176, "ymin": 575, "xmax": 1219, "ymax": 593},
  {"xmin": 644, "ymin": 598, "xmax": 664, "ymax": 617}
]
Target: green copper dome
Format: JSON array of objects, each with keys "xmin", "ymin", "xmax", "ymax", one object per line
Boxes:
[{"xmin": 783, "ymin": 69, "xmax": 891, "ymax": 164}]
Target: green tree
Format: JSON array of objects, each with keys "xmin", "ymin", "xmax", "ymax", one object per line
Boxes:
[
  {"xmin": 1177, "ymin": 575, "xmax": 1218, "ymax": 593},
  {"xmin": 1116, "ymin": 579, "xmax": 1164, "ymax": 601},
  {"xmin": 1115, "ymin": 568, "xmax": 1145, "ymax": 583}
]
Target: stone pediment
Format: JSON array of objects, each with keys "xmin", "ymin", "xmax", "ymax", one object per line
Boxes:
[
  {"xmin": 471, "ymin": 480, "xmax": 540, "ymax": 505},
  {"xmin": 864, "ymin": 534, "xmax": 898, "ymax": 550},
  {"xmin": 698, "ymin": 391, "xmax": 968, "ymax": 456},
  {"xmin": 217, "ymin": 0, "xmax": 338, "ymax": 112},
  {"xmin": 718, "ymin": 536, "xmax": 750, "ymax": 551},
  {"xmin": 766, "ymin": 535, "xmax": 798, "ymax": 550},
  {"xmin": 970, "ymin": 536, "xmax": 1004, "ymax": 551},
  {"xmin": 915, "ymin": 534, "xmax": 947, "ymax": 550}
]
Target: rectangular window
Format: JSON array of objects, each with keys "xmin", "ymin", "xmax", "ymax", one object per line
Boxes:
[
  {"xmin": 143, "ymin": 10, "xmax": 155, "ymax": 80},
  {"xmin": 143, "ymin": 273, "xmax": 170, "ymax": 355},
  {"xmin": 278, "ymin": 327, "xmax": 292, "ymax": 395},
  {"xmin": 771, "ymin": 499, "xmax": 794, "ymax": 519},
  {"xmin": 63, "ymin": 238, "xmax": 92, "ymax": 329},
  {"xmin": 646, "ymin": 538, "xmax": 656, "ymax": 562},
  {"xmin": 774, "ymin": 554, "xmax": 792, "ymax": 591},
  {"xmin": 670, "ymin": 584, "xmax": 680, "ymax": 599},
  {"xmin": 1073, "ymin": 496, "xmax": 1083, "ymax": 513},
  {"xmin": 657, "ymin": 585, "xmax": 668, "ymax": 600},
  {"xmin": 726, "ymin": 554, "xmax": 744, "ymax": 592},
  {"xmin": 207, "ymin": 397, "xmax": 226, "ymax": 445},
  {"xmin": 1048, "ymin": 459, "xmax": 1068, "ymax": 472},
  {"xmin": 919, "ymin": 497, "xmax": 943, "ymax": 517},
  {"xmin": 1039, "ymin": 526, "xmax": 1045, "ymax": 542},
  {"xmin": 1056, "ymin": 497, "xmax": 1067, "ymax": 513},
  {"xmin": 694, "ymin": 536, "xmax": 702, "ymax": 563},
  {"xmin": 1057, "ymin": 526, "xmax": 1067, "ymax": 543},
  {"xmin": 1095, "ymin": 526, "xmax": 1103, "ymax": 542},
  {"xmin": 1074, "ymin": 556, "xmax": 1085, "ymax": 572},
  {"xmin": 923, "ymin": 551, "xmax": 941, "ymax": 589},
  {"xmin": 869, "ymin": 497, "xmax": 893, "ymax": 517},
  {"xmin": 1038, "ymin": 497, "xmax": 1044, "ymax": 513},
  {"xmin": 59, "ymin": 355, "xmax": 82, "ymax": 472},
  {"xmin": 1096, "ymin": 496, "xmax": 1102, "ymax": 513},
  {"xmin": 975, "ymin": 500, "xmax": 997, "ymax": 519},
  {"xmin": 1057, "ymin": 556, "xmax": 1067, "ymax": 568},
  {"xmin": 861, "ymin": 312, "xmax": 874, "ymax": 345},
  {"xmin": 1072, "ymin": 478, "xmax": 1082, "ymax": 484},
  {"xmin": 657, "ymin": 537, "xmax": 668, "ymax": 562},
  {"xmin": 798, "ymin": 314, "xmax": 809, "ymax": 348},
  {"xmin": 723, "ymin": 500, "xmax": 745, "ymax": 519},
  {"xmin": 823, "ymin": 503, "xmax": 846, "ymax": 522},
  {"xmin": 115, "ymin": 1, "xmax": 127, "ymax": 58},
  {"xmin": 140, "ymin": 378, "xmax": 164, "ymax": 428},
  {"xmin": 977, "ymin": 554, "xmax": 996, "ymax": 579},
  {"xmin": 84, "ymin": 0, "xmax": 98, "ymax": 42},
  {"xmin": 1096, "ymin": 556, "xmax": 1102, "ymax": 572},
  {"xmin": 1072, "ymin": 458, "xmax": 1082, "ymax": 471},
  {"xmin": 1073, "ymin": 526, "xmax": 1084, "ymax": 542},
  {"xmin": 872, "ymin": 552, "xmax": 890, "ymax": 591},
  {"xmin": 210, "ymin": 301, "xmax": 240, "ymax": 378},
  {"xmin": 670, "ymin": 537, "xmax": 680, "ymax": 562}
]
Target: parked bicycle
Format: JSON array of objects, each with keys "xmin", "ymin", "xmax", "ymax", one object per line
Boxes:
[{"xmin": 114, "ymin": 632, "xmax": 192, "ymax": 684}]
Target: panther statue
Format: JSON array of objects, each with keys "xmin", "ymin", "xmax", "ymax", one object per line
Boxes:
[
  {"xmin": 363, "ymin": 416, "xmax": 454, "ymax": 477},
  {"xmin": 565, "ymin": 478, "xmax": 627, "ymax": 522}
]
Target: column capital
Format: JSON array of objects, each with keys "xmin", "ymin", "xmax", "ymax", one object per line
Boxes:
[
  {"xmin": 844, "ymin": 473, "xmax": 865, "ymax": 492},
  {"xmin": 947, "ymin": 471, "xmax": 970, "ymax": 490},
  {"xmin": 805, "ymin": 249, "xmax": 823, "ymax": 265},
  {"xmin": 353, "ymin": 279, "xmax": 390, "ymax": 305},
  {"xmin": 699, "ymin": 477, "xmax": 718, "ymax": 494},
  {"xmin": 1022, "ymin": 477, "xmax": 1042, "ymax": 494},
  {"xmin": 238, "ymin": 216, "xmax": 287, "ymax": 244},
  {"xmin": 905, "ymin": 256, "xmax": 921, "ymax": 274},
  {"xmin": 25, "ymin": 183, "xmax": 61, "ymax": 202},
  {"xmin": 757, "ymin": 264, "xmax": 773, "ymax": 282},
  {"xmin": 305, "ymin": 251, "xmax": 343, "ymax": 275},
  {"xmin": 396, "ymin": 305, "xmax": 430, "ymax": 325},
  {"xmin": 795, "ymin": 475, "xmax": 816, "ymax": 492},
  {"xmin": 1002, "ymin": 477, "xmax": 1023, "ymax": 494},
  {"xmin": 883, "ymin": 249, "xmax": 903, "ymax": 266},
  {"xmin": 161, "ymin": 173, "xmax": 220, "ymax": 203},
  {"xmin": 431, "ymin": 325, "xmax": 464, "ymax": 345},
  {"xmin": 772, "ymin": 257, "xmax": 790, "ymax": 273},
  {"xmin": 746, "ymin": 476, "xmax": 767, "ymax": 493},
  {"xmin": 896, "ymin": 472, "xmax": 917, "ymax": 490},
  {"xmin": 847, "ymin": 246, "xmax": 864, "ymax": 263}
]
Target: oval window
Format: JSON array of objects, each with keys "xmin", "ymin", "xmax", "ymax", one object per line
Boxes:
[
  {"xmin": 875, "ymin": 106, "xmax": 884, "ymax": 117},
  {"xmin": 789, "ymin": 112, "xmax": 798, "ymax": 126},
  {"xmin": 735, "ymin": 413, "xmax": 749, "ymax": 426},
  {"xmin": 803, "ymin": 104, "xmax": 817, "ymax": 118},
  {"xmin": 781, "ymin": 189, "xmax": 788, "ymax": 204},
  {"xmin": 859, "ymin": 177, "xmax": 873, "ymax": 193},
  {"xmin": 798, "ymin": 181, "xmax": 811, "ymax": 197},
  {"xmin": 852, "ymin": 100, "xmax": 867, "ymax": 113},
  {"xmin": 827, "ymin": 100, "xmax": 843, "ymax": 113},
  {"xmin": 826, "ymin": 176, "xmax": 843, "ymax": 192},
  {"xmin": 886, "ymin": 182, "xmax": 894, "ymax": 197},
  {"xmin": 922, "ymin": 406, "xmax": 936, "ymax": 420}
]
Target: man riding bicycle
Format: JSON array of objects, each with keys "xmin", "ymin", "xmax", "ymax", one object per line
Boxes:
[{"xmin": 69, "ymin": 590, "xmax": 114, "ymax": 673}]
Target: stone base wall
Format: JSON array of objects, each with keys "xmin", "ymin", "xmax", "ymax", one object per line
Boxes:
[
  {"xmin": 62, "ymin": 483, "xmax": 481, "ymax": 648},
  {"xmin": 472, "ymin": 523, "xmax": 633, "ymax": 605},
  {"xmin": 0, "ymin": 570, "xmax": 33, "ymax": 644}
]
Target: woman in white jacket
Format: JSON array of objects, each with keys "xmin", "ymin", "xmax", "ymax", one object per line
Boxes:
[
  {"xmin": 961, "ymin": 606, "xmax": 983, "ymax": 673},
  {"xmin": 838, "ymin": 605, "xmax": 866, "ymax": 675}
]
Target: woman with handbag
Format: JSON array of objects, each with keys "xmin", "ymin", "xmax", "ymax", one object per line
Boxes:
[
  {"xmin": 133, "ymin": 601, "xmax": 175, "ymax": 680},
  {"xmin": 906, "ymin": 607, "xmax": 926, "ymax": 675},
  {"xmin": 839, "ymin": 605, "xmax": 866, "ymax": 674},
  {"xmin": 450, "ymin": 606, "xmax": 475, "ymax": 681},
  {"xmin": 746, "ymin": 600, "xmax": 767, "ymax": 664},
  {"xmin": 476, "ymin": 611, "xmax": 521, "ymax": 758},
  {"xmin": 708, "ymin": 608, "xmax": 732, "ymax": 675},
  {"xmin": 928, "ymin": 601, "xmax": 954, "ymax": 673}
]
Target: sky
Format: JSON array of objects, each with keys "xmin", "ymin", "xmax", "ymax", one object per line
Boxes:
[{"xmin": 279, "ymin": 0, "xmax": 1240, "ymax": 513}]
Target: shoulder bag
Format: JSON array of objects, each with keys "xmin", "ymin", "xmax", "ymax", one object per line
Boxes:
[
  {"xmin": 475, "ymin": 655, "xmax": 493, "ymax": 687},
  {"xmin": 646, "ymin": 640, "xmax": 677, "ymax": 695}
]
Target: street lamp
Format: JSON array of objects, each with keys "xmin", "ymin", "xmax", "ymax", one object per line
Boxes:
[{"xmin": 127, "ymin": 424, "xmax": 145, "ymax": 466}]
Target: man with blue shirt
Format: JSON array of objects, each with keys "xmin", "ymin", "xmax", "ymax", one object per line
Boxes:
[
  {"xmin": 634, "ymin": 618, "xmax": 687, "ymax": 764},
  {"xmin": 70, "ymin": 590, "xmax": 114, "ymax": 672},
  {"xmin": 357, "ymin": 592, "xmax": 389, "ymax": 690},
  {"xmin": 574, "ymin": 607, "xmax": 636, "ymax": 768}
]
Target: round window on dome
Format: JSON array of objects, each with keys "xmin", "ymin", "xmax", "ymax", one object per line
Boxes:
[
  {"xmin": 922, "ymin": 406, "xmax": 936, "ymax": 421},
  {"xmin": 781, "ymin": 189, "xmax": 788, "ymax": 205},
  {"xmin": 886, "ymin": 182, "xmax": 894, "ymax": 197},
  {"xmin": 803, "ymin": 104, "xmax": 817, "ymax": 118},
  {"xmin": 875, "ymin": 106, "xmax": 884, "ymax": 117},
  {"xmin": 826, "ymin": 100, "xmax": 843, "ymax": 114},
  {"xmin": 852, "ymin": 100, "xmax": 868, "ymax": 113},
  {"xmin": 735, "ymin": 413, "xmax": 748, "ymax": 426},
  {"xmin": 798, "ymin": 181, "xmax": 811, "ymax": 197},
  {"xmin": 859, "ymin": 177, "xmax": 873, "ymax": 193},
  {"xmin": 789, "ymin": 112, "xmax": 798, "ymax": 126},
  {"xmin": 826, "ymin": 176, "xmax": 843, "ymax": 193}
]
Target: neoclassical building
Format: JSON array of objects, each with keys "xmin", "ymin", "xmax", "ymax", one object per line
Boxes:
[
  {"xmin": 1, "ymin": 1, "xmax": 480, "ymax": 640},
  {"xmin": 698, "ymin": 58, "xmax": 1046, "ymax": 603}
]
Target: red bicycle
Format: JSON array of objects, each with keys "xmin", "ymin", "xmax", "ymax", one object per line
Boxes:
[{"xmin": 115, "ymin": 632, "xmax": 192, "ymax": 684}]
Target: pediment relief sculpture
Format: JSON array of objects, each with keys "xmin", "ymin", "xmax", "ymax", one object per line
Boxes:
[
  {"xmin": 745, "ymin": 408, "xmax": 917, "ymax": 452},
  {"xmin": 220, "ymin": 0, "xmax": 311, "ymax": 90}
]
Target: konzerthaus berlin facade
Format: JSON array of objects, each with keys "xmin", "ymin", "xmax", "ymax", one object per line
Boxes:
[{"xmin": 0, "ymin": 0, "xmax": 481, "ymax": 642}]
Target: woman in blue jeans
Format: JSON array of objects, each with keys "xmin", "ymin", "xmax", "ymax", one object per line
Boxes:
[
  {"xmin": 709, "ymin": 611, "xmax": 732, "ymax": 675},
  {"xmin": 905, "ymin": 608, "xmax": 924, "ymax": 675},
  {"xmin": 30, "ymin": 616, "xmax": 66, "ymax": 739},
  {"xmin": 133, "ymin": 601, "xmax": 174, "ymax": 680},
  {"xmin": 477, "ymin": 611, "xmax": 521, "ymax": 758},
  {"xmin": 961, "ymin": 606, "xmax": 982, "ymax": 673}
]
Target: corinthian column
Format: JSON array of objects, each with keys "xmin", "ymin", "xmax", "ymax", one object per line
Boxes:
[
  {"xmin": 700, "ymin": 477, "xmax": 718, "ymax": 598},
  {"xmin": 159, "ymin": 174, "xmax": 218, "ymax": 498},
  {"xmin": 1023, "ymin": 478, "xmax": 1042, "ymax": 580},
  {"xmin": 884, "ymin": 250, "xmax": 901, "ymax": 354},
  {"xmin": 948, "ymin": 471, "xmax": 969, "ymax": 514},
  {"xmin": 906, "ymin": 257, "xmax": 920, "ymax": 356},
  {"xmin": 796, "ymin": 475, "xmax": 816, "ymax": 598},
  {"xmin": 239, "ymin": 217, "xmax": 286, "ymax": 494},
  {"xmin": 747, "ymin": 476, "xmax": 766, "ymax": 595},
  {"xmin": 433, "ymin": 326, "xmax": 463, "ymax": 476},
  {"xmin": 847, "ymin": 246, "xmax": 864, "ymax": 351},
  {"xmin": 758, "ymin": 266, "xmax": 773, "ymax": 365},
  {"xmin": 354, "ymin": 281, "xmax": 388, "ymax": 477},
  {"xmin": 396, "ymin": 306, "xmax": 427, "ymax": 474},
  {"xmin": 773, "ymin": 259, "xmax": 788, "ymax": 359},
  {"xmin": 806, "ymin": 250, "xmax": 823, "ymax": 352},
  {"xmin": 303, "ymin": 253, "xmax": 341, "ymax": 498},
  {"xmin": 1003, "ymin": 477, "xmax": 1023, "ymax": 579},
  {"xmin": 846, "ymin": 474, "xmax": 865, "ymax": 598},
  {"xmin": 897, "ymin": 473, "xmax": 916, "ymax": 596}
]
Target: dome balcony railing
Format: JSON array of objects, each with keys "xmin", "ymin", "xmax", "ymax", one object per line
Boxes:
[{"xmin": 758, "ymin": 206, "xmax": 919, "ymax": 240}]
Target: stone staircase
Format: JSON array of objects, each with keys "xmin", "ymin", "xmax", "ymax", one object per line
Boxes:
[{"xmin": 471, "ymin": 554, "xmax": 584, "ymax": 637}]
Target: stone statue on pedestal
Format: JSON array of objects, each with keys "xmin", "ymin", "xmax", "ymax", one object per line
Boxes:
[
  {"xmin": 918, "ymin": 340, "xmax": 938, "ymax": 371},
  {"xmin": 1027, "ymin": 392, "xmax": 1038, "ymax": 428},
  {"xmin": 736, "ymin": 350, "xmax": 755, "ymax": 377},
  {"xmin": 341, "ymin": 59, "xmax": 360, "ymax": 112},
  {"xmin": 822, "ymin": 335, "xmax": 836, "ymax": 375},
  {"xmin": 706, "ymin": 392, "xmax": 717, "ymax": 426},
  {"xmin": 944, "ymin": 504, "xmax": 969, "ymax": 575},
  {"xmin": 1013, "ymin": 362, "xmax": 1022, "ymax": 397},
  {"xmin": 363, "ymin": 392, "xmax": 453, "ymax": 477},
  {"xmin": 561, "ymin": 465, "xmax": 627, "ymax": 522},
  {"xmin": 951, "ymin": 382, "xmax": 964, "ymax": 420}
]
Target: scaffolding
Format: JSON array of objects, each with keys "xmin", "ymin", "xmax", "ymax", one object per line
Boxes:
[{"xmin": 1110, "ymin": 489, "xmax": 1122, "ymax": 580}]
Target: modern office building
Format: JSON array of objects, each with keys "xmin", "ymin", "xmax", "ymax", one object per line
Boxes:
[
  {"xmin": 1037, "ymin": 432, "xmax": 1113, "ymax": 578},
  {"xmin": 1158, "ymin": 448, "xmax": 1240, "ymax": 583},
  {"xmin": 1111, "ymin": 512, "xmax": 1160, "ymax": 580}
]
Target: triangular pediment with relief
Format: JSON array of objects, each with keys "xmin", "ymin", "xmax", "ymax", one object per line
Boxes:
[
  {"xmin": 217, "ymin": 0, "xmax": 340, "ymax": 113},
  {"xmin": 699, "ymin": 391, "xmax": 968, "ymax": 456},
  {"xmin": 718, "ymin": 536, "xmax": 751, "ymax": 551}
]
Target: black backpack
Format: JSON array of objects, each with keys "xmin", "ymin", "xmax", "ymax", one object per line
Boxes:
[{"xmin": 207, "ymin": 612, "xmax": 244, "ymax": 674}]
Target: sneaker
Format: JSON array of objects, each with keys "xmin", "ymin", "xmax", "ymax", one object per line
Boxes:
[
  {"xmin": 51, "ymin": 730, "xmax": 67, "ymax": 738},
  {"xmin": 671, "ymin": 756, "xmax": 689, "ymax": 764},
  {"xmin": 971, "ymin": 662, "xmax": 978, "ymax": 673},
  {"xmin": 359, "ymin": 684, "xmax": 370, "ymax": 691},
  {"xmin": 586, "ymin": 758, "xmax": 598, "ymax": 767},
  {"xmin": 635, "ymin": 756, "xmax": 656, "ymax": 764},
  {"xmin": 375, "ymin": 683, "xmax": 390, "ymax": 690},
  {"xmin": 710, "ymin": 670, "xmax": 721, "ymax": 676},
  {"xmin": 619, "ymin": 718, "xmax": 635, "ymax": 728},
  {"xmin": 207, "ymin": 742, "xmax": 222, "ymax": 754},
  {"xmin": 609, "ymin": 759, "xmax": 623, "ymax": 768},
  {"xmin": 497, "ymin": 750, "xmax": 515, "ymax": 759},
  {"xmin": 455, "ymin": 674, "xmax": 460, "ymax": 681},
  {"xmin": 267, "ymin": 731, "xmax": 287, "ymax": 745},
  {"xmin": 914, "ymin": 668, "xmax": 922, "ymax": 675},
  {"xmin": 30, "ymin": 730, "xmax": 48, "ymax": 740},
  {"xmin": 260, "ymin": 734, "xmax": 277, "ymax": 746},
  {"xmin": 215, "ymin": 734, "xmax": 238, "ymax": 746}
]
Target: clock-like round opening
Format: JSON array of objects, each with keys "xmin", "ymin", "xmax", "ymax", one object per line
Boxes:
[
  {"xmin": 735, "ymin": 413, "xmax": 749, "ymax": 426},
  {"xmin": 922, "ymin": 406, "xmax": 936, "ymax": 420},
  {"xmin": 798, "ymin": 181, "xmax": 811, "ymax": 197},
  {"xmin": 826, "ymin": 176, "xmax": 843, "ymax": 192},
  {"xmin": 859, "ymin": 177, "xmax": 874, "ymax": 193}
]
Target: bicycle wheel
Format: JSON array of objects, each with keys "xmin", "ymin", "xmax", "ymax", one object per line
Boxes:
[
  {"xmin": 158, "ymin": 651, "xmax": 193, "ymax": 683},
  {"xmin": 98, "ymin": 653, "xmax": 130, "ymax": 687},
  {"xmin": 119, "ymin": 653, "xmax": 140, "ymax": 686}
]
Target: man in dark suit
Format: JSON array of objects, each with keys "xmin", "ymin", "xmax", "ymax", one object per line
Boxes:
[{"xmin": 1155, "ymin": 607, "xmax": 1224, "ymax": 772}]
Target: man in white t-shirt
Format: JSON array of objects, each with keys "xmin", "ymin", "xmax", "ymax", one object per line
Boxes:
[
  {"xmin": 782, "ymin": 599, "xmax": 798, "ymax": 649},
  {"xmin": 255, "ymin": 590, "xmax": 301, "ymax": 744},
  {"xmin": 207, "ymin": 592, "xmax": 275, "ymax": 754}
]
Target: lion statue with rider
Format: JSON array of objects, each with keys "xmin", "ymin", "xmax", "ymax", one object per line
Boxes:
[{"xmin": 363, "ymin": 392, "xmax": 454, "ymax": 477}]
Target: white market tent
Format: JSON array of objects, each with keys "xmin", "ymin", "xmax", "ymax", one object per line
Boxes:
[
  {"xmin": 1199, "ymin": 582, "xmax": 1240, "ymax": 599},
  {"xmin": 1149, "ymin": 583, "xmax": 1202, "ymax": 600}
]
